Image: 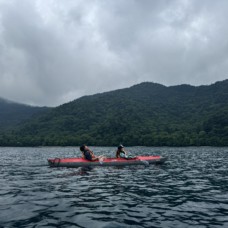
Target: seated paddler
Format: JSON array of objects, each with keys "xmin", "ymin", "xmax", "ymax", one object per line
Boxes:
[
  {"xmin": 116, "ymin": 144, "xmax": 135, "ymax": 159},
  {"xmin": 80, "ymin": 144, "xmax": 104, "ymax": 161}
]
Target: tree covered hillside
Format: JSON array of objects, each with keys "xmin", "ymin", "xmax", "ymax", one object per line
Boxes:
[
  {"xmin": 0, "ymin": 98, "xmax": 50, "ymax": 132},
  {"xmin": 1, "ymin": 80, "xmax": 228, "ymax": 146}
]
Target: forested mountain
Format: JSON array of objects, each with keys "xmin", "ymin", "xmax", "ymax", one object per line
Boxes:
[
  {"xmin": 0, "ymin": 98, "xmax": 51, "ymax": 131},
  {"xmin": 0, "ymin": 80, "xmax": 228, "ymax": 146}
]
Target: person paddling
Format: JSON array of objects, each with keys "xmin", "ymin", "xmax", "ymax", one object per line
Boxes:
[
  {"xmin": 116, "ymin": 145, "xmax": 135, "ymax": 159},
  {"xmin": 80, "ymin": 144, "xmax": 104, "ymax": 161}
]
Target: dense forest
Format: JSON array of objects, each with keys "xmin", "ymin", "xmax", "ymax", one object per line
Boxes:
[
  {"xmin": 0, "ymin": 98, "xmax": 50, "ymax": 131},
  {"xmin": 0, "ymin": 80, "xmax": 228, "ymax": 146}
]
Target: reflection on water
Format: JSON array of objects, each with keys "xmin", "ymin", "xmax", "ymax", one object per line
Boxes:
[
  {"xmin": 57, "ymin": 167, "xmax": 94, "ymax": 177},
  {"xmin": 0, "ymin": 147, "xmax": 228, "ymax": 227}
]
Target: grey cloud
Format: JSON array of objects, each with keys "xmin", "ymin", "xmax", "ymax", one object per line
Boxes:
[{"xmin": 0, "ymin": 0, "xmax": 228, "ymax": 106}]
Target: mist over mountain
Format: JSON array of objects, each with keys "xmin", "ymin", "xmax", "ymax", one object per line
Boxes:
[
  {"xmin": 0, "ymin": 80, "xmax": 228, "ymax": 146},
  {"xmin": 0, "ymin": 98, "xmax": 51, "ymax": 131}
]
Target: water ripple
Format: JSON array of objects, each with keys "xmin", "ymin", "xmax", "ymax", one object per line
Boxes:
[{"xmin": 0, "ymin": 147, "xmax": 228, "ymax": 227}]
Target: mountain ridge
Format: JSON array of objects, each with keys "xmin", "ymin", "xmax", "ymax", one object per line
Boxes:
[
  {"xmin": 0, "ymin": 79, "xmax": 228, "ymax": 146},
  {"xmin": 0, "ymin": 97, "xmax": 51, "ymax": 131}
]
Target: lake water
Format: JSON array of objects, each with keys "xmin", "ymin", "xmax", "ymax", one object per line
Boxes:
[{"xmin": 0, "ymin": 147, "xmax": 228, "ymax": 228}]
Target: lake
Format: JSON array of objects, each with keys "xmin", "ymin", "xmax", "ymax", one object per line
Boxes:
[{"xmin": 0, "ymin": 147, "xmax": 228, "ymax": 227}]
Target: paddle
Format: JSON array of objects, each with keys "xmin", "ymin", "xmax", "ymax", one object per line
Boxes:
[
  {"xmin": 98, "ymin": 155, "xmax": 106, "ymax": 164},
  {"xmin": 129, "ymin": 155, "xmax": 149, "ymax": 166},
  {"xmin": 139, "ymin": 159, "xmax": 150, "ymax": 166}
]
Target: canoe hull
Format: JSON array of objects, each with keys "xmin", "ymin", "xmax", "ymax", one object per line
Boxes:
[{"xmin": 48, "ymin": 156, "xmax": 167, "ymax": 168}]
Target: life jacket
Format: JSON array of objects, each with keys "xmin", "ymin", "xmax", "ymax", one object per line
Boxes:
[
  {"xmin": 83, "ymin": 149, "xmax": 92, "ymax": 161},
  {"xmin": 119, "ymin": 151, "xmax": 126, "ymax": 158}
]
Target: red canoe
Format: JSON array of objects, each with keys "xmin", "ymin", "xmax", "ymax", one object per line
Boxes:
[{"xmin": 48, "ymin": 156, "xmax": 167, "ymax": 168}]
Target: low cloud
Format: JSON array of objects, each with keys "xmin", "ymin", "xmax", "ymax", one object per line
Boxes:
[{"xmin": 0, "ymin": 0, "xmax": 227, "ymax": 106}]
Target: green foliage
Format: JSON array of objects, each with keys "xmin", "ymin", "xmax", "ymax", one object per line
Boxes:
[
  {"xmin": 0, "ymin": 98, "xmax": 50, "ymax": 131},
  {"xmin": 0, "ymin": 80, "xmax": 228, "ymax": 146}
]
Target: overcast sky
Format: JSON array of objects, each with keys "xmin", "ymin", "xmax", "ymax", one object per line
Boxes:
[{"xmin": 0, "ymin": 0, "xmax": 228, "ymax": 106}]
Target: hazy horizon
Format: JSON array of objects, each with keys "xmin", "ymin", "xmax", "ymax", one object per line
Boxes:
[{"xmin": 0, "ymin": 0, "xmax": 228, "ymax": 106}]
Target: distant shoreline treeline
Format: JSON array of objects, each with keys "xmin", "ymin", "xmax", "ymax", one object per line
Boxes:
[{"xmin": 0, "ymin": 133, "xmax": 227, "ymax": 147}]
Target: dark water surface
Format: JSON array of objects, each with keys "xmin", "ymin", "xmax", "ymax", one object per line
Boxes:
[{"xmin": 0, "ymin": 147, "xmax": 228, "ymax": 228}]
